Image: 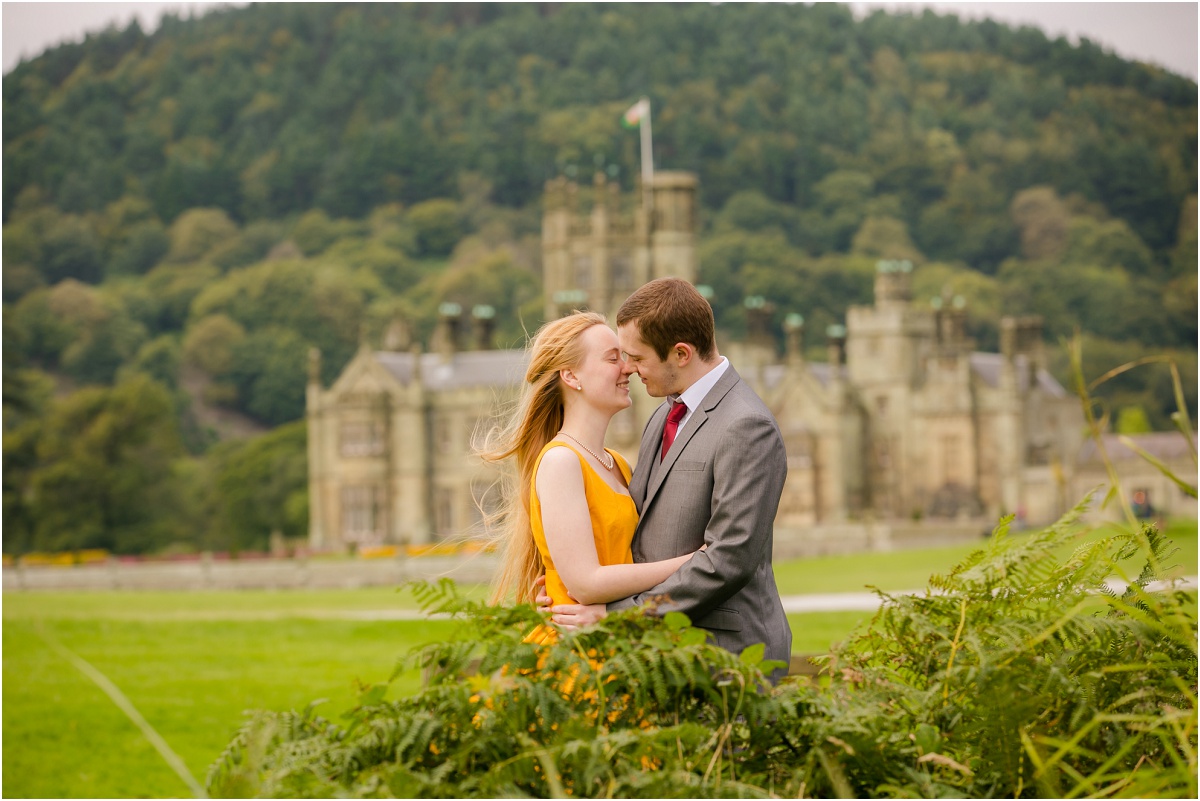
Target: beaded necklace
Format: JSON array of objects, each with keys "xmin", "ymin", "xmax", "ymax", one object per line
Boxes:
[{"xmin": 559, "ymin": 432, "xmax": 615, "ymax": 471}]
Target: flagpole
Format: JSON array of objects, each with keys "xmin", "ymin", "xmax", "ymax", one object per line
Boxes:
[{"xmin": 639, "ymin": 97, "xmax": 653, "ymax": 212}]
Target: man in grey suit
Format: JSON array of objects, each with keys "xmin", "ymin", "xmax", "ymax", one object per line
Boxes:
[{"xmin": 542, "ymin": 278, "xmax": 792, "ymax": 680}]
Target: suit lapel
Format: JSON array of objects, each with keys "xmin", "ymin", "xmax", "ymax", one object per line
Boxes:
[
  {"xmin": 639, "ymin": 366, "xmax": 742, "ymax": 514},
  {"xmin": 631, "ymin": 402, "xmax": 669, "ymax": 510}
]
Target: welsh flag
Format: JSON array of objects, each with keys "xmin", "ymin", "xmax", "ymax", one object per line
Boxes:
[{"xmin": 622, "ymin": 98, "xmax": 649, "ymax": 129}]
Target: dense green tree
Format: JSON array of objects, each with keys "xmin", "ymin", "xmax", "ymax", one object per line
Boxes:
[
  {"xmin": 21, "ymin": 375, "xmax": 186, "ymax": 553},
  {"xmin": 408, "ymin": 198, "xmax": 464, "ymax": 258},
  {"xmin": 208, "ymin": 219, "xmax": 285, "ymax": 270},
  {"xmin": 143, "ymin": 262, "xmax": 221, "ymax": 331},
  {"xmin": 2, "ymin": 1, "xmax": 1196, "ymax": 555},
  {"xmin": 165, "ymin": 207, "xmax": 240, "ymax": 264},
  {"xmin": 7, "ymin": 285, "xmax": 81, "ymax": 366},
  {"xmin": 107, "ymin": 219, "xmax": 170, "ymax": 276},
  {"xmin": 290, "ymin": 209, "xmax": 366, "ymax": 257},
  {"xmin": 183, "ymin": 313, "xmax": 247, "ymax": 376},
  {"xmin": 60, "ymin": 299, "xmax": 149, "ymax": 386},
  {"xmin": 850, "ymin": 216, "xmax": 924, "ymax": 262},
  {"xmin": 121, "ymin": 334, "xmax": 182, "ymax": 391},
  {"xmin": 1010, "ymin": 186, "xmax": 1069, "ymax": 260},
  {"xmin": 1063, "ymin": 216, "xmax": 1154, "ymax": 276},
  {"xmin": 226, "ymin": 326, "xmax": 309, "ymax": 425},
  {"xmin": 208, "ymin": 420, "xmax": 308, "ymax": 552}
]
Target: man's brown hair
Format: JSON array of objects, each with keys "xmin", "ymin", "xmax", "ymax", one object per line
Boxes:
[{"xmin": 616, "ymin": 277, "xmax": 716, "ymax": 361}]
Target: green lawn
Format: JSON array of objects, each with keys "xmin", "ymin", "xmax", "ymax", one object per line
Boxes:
[
  {"xmin": 774, "ymin": 518, "xmax": 1198, "ymax": 595},
  {"xmin": 3, "ymin": 615, "xmax": 461, "ymax": 798},
  {"xmin": 3, "ymin": 520, "xmax": 1194, "ymax": 798}
]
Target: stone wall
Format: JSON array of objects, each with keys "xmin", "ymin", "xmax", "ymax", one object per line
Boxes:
[
  {"xmin": 3, "ymin": 553, "xmax": 499, "ymax": 593},
  {"xmin": 773, "ymin": 519, "xmax": 990, "ymax": 559}
]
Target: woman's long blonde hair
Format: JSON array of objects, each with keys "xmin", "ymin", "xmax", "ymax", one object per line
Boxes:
[{"xmin": 480, "ymin": 311, "xmax": 607, "ymax": 604}]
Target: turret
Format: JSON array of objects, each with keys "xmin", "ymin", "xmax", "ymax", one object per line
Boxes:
[
  {"xmin": 648, "ymin": 171, "xmax": 697, "ymax": 283},
  {"xmin": 826, "ymin": 324, "xmax": 847, "ymax": 371},
  {"xmin": 432, "ymin": 303, "xmax": 463, "ymax": 362},
  {"xmin": 471, "ymin": 305, "xmax": 496, "ymax": 350},
  {"xmin": 784, "ymin": 314, "xmax": 805, "ymax": 367},
  {"xmin": 873, "ymin": 259, "xmax": 913, "ymax": 307},
  {"xmin": 1000, "ymin": 315, "xmax": 1045, "ymax": 392}
]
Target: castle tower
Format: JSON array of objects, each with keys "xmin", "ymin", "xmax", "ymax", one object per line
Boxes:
[
  {"xmin": 645, "ymin": 171, "xmax": 697, "ymax": 285},
  {"xmin": 542, "ymin": 171, "xmax": 697, "ymax": 321}
]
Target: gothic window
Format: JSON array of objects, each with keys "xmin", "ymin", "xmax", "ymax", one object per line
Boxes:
[
  {"xmin": 611, "ymin": 254, "xmax": 632, "ymax": 291},
  {"xmin": 435, "ymin": 488, "xmax": 456, "ymax": 538},
  {"xmin": 340, "ymin": 420, "xmax": 384, "ymax": 457},
  {"xmin": 874, "ymin": 439, "xmax": 891, "ymax": 469},
  {"xmin": 434, "ymin": 414, "xmax": 453, "ymax": 453},
  {"xmin": 940, "ymin": 434, "xmax": 962, "ymax": 482},
  {"xmin": 342, "ymin": 485, "xmax": 384, "ymax": 544},
  {"xmin": 573, "ymin": 255, "xmax": 592, "ymax": 289}
]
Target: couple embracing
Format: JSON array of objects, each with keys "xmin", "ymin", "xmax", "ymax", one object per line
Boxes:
[{"xmin": 485, "ymin": 278, "xmax": 791, "ymax": 682}]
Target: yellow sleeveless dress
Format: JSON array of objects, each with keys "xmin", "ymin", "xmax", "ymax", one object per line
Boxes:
[{"xmin": 527, "ymin": 441, "xmax": 638, "ymax": 642}]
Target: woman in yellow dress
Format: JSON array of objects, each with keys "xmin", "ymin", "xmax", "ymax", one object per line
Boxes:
[{"xmin": 483, "ymin": 311, "xmax": 700, "ymax": 621}]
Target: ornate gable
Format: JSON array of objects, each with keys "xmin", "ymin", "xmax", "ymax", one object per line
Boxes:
[{"xmin": 328, "ymin": 348, "xmax": 406, "ymax": 403}]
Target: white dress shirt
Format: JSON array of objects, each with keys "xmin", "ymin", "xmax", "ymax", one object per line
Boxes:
[{"xmin": 670, "ymin": 356, "xmax": 729, "ymax": 434}]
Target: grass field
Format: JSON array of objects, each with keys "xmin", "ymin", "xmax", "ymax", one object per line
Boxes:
[{"xmin": 3, "ymin": 520, "xmax": 1195, "ymax": 798}]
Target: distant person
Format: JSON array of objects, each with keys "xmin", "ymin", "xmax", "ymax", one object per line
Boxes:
[
  {"xmin": 538, "ymin": 278, "xmax": 792, "ymax": 681},
  {"xmin": 483, "ymin": 311, "xmax": 705, "ymax": 641}
]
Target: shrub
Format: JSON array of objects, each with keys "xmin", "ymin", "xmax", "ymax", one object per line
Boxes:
[{"xmin": 208, "ymin": 501, "xmax": 1196, "ymax": 798}]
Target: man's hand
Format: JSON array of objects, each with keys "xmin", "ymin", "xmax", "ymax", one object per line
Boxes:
[{"xmin": 532, "ymin": 575, "xmax": 607, "ymax": 630}]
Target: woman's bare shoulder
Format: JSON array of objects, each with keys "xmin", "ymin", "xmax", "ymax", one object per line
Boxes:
[{"xmin": 536, "ymin": 442, "xmax": 583, "ymax": 479}]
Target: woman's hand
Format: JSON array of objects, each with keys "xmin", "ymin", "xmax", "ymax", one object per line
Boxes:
[
  {"xmin": 533, "ymin": 574, "xmax": 606, "ymax": 630},
  {"xmin": 550, "ymin": 602, "xmax": 607, "ymax": 630}
]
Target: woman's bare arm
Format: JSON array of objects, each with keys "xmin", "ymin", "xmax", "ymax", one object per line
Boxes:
[{"xmin": 536, "ymin": 447, "xmax": 696, "ymax": 605}]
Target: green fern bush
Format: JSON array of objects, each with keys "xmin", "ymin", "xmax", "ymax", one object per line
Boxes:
[
  {"xmin": 208, "ymin": 499, "xmax": 1196, "ymax": 798},
  {"xmin": 808, "ymin": 499, "xmax": 1197, "ymax": 798}
]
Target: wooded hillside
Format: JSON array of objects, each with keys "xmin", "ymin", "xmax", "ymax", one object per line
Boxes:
[{"xmin": 4, "ymin": 2, "xmax": 1195, "ymax": 556}]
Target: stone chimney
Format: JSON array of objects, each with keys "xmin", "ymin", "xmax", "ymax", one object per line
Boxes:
[
  {"xmin": 744, "ymin": 295, "xmax": 775, "ymax": 350},
  {"xmin": 784, "ymin": 314, "xmax": 805, "ymax": 367},
  {"xmin": 873, "ymin": 259, "xmax": 913, "ymax": 307},
  {"xmin": 471, "ymin": 305, "xmax": 496, "ymax": 350},
  {"xmin": 432, "ymin": 302, "xmax": 463, "ymax": 362},
  {"xmin": 932, "ymin": 290, "xmax": 970, "ymax": 353},
  {"xmin": 383, "ymin": 317, "xmax": 412, "ymax": 351},
  {"xmin": 1000, "ymin": 315, "xmax": 1045, "ymax": 391},
  {"xmin": 826, "ymin": 324, "xmax": 847, "ymax": 369}
]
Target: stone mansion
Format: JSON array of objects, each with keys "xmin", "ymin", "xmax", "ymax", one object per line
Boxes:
[{"xmin": 306, "ymin": 172, "xmax": 1126, "ymax": 553}]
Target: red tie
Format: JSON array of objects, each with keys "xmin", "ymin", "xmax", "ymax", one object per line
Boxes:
[{"xmin": 660, "ymin": 400, "xmax": 688, "ymax": 461}]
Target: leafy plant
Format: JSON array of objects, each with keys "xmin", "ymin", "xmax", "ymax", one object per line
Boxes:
[
  {"xmin": 208, "ymin": 513, "xmax": 1196, "ymax": 798},
  {"xmin": 207, "ymin": 580, "xmax": 802, "ymax": 798},
  {"xmin": 809, "ymin": 501, "xmax": 1196, "ymax": 798}
]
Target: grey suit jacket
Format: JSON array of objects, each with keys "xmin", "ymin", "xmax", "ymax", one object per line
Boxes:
[{"xmin": 609, "ymin": 365, "xmax": 792, "ymax": 674}]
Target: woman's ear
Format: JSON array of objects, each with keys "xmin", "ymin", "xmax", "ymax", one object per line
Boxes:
[{"xmin": 558, "ymin": 367, "xmax": 579, "ymax": 390}]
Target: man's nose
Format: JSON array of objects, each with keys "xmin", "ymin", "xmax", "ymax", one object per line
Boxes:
[{"xmin": 620, "ymin": 359, "xmax": 637, "ymax": 376}]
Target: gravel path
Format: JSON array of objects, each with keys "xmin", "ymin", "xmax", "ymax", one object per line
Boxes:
[{"xmin": 331, "ymin": 576, "xmax": 1197, "ymax": 620}]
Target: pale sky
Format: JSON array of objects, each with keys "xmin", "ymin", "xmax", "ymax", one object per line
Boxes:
[{"xmin": 2, "ymin": 1, "xmax": 1197, "ymax": 80}]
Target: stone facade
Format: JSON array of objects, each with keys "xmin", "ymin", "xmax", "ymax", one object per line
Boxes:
[
  {"xmin": 1072, "ymin": 432, "xmax": 1198, "ymax": 522},
  {"xmin": 308, "ymin": 172, "xmax": 699, "ymax": 549},
  {"xmin": 542, "ymin": 171, "xmax": 697, "ymax": 321},
  {"xmin": 739, "ymin": 261, "xmax": 1084, "ymax": 530},
  {"xmin": 307, "ymin": 173, "xmax": 1186, "ymax": 553}
]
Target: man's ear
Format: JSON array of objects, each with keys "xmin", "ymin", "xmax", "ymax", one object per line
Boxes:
[{"xmin": 671, "ymin": 342, "xmax": 695, "ymax": 368}]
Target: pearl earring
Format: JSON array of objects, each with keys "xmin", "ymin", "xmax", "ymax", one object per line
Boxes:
[{"xmin": 576, "ymin": 384, "xmax": 583, "ymax": 391}]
